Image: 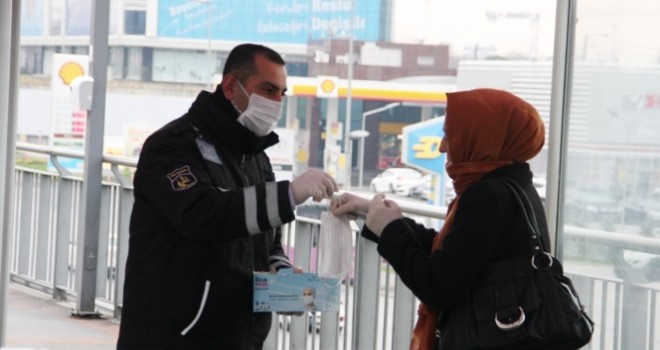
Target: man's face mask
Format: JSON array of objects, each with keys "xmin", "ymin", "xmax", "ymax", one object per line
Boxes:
[{"xmin": 234, "ymin": 81, "xmax": 283, "ymax": 137}]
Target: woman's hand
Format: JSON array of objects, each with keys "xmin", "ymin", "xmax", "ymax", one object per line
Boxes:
[
  {"xmin": 365, "ymin": 193, "xmax": 403, "ymax": 237},
  {"xmin": 330, "ymin": 192, "xmax": 370, "ymax": 218}
]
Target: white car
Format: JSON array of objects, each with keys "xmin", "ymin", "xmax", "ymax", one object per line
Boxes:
[
  {"xmin": 533, "ymin": 176, "xmax": 547, "ymax": 202},
  {"xmin": 396, "ymin": 173, "xmax": 430, "ymax": 197},
  {"xmin": 370, "ymin": 168, "xmax": 423, "ymax": 193},
  {"xmin": 421, "ymin": 176, "xmax": 456, "ymax": 205}
]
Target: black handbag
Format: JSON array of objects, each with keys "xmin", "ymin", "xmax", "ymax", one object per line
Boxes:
[{"xmin": 436, "ymin": 178, "xmax": 594, "ymax": 350}]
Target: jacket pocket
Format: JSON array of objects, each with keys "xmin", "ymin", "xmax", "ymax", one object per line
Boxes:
[{"xmin": 180, "ymin": 280, "xmax": 211, "ymax": 336}]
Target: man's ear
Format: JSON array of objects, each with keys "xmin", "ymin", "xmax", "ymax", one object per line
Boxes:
[{"xmin": 221, "ymin": 74, "xmax": 237, "ymax": 99}]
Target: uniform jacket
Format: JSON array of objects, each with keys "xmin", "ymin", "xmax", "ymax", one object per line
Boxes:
[
  {"xmin": 363, "ymin": 163, "xmax": 550, "ymax": 313},
  {"xmin": 117, "ymin": 87, "xmax": 295, "ymax": 349}
]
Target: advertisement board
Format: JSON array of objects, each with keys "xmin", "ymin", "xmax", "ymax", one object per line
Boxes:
[
  {"xmin": 401, "ymin": 117, "xmax": 447, "ymax": 207},
  {"xmin": 49, "ymin": 54, "xmax": 90, "ymax": 173},
  {"xmin": 589, "ymin": 72, "xmax": 660, "ymax": 147},
  {"xmin": 265, "ymin": 128, "xmax": 297, "ymax": 181},
  {"xmin": 401, "ymin": 117, "xmax": 445, "ymax": 176},
  {"xmin": 157, "ymin": 0, "xmax": 381, "ymax": 43}
]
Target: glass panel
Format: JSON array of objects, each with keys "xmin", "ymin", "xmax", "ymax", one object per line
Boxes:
[
  {"xmin": 565, "ymin": 0, "xmax": 660, "ymax": 348},
  {"xmin": 49, "ymin": 0, "xmax": 64, "ymax": 35},
  {"xmin": 124, "ymin": 10, "xmax": 146, "ymax": 35}
]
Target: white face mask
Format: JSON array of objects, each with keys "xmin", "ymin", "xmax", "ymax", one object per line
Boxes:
[
  {"xmin": 234, "ymin": 81, "xmax": 282, "ymax": 137},
  {"xmin": 303, "ymin": 295, "xmax": 314, "ymax": 306}
]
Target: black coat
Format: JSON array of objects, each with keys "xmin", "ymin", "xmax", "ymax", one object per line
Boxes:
[
  {"xmin": 117, "ymin": 87, "xmax": 295, "ymax": 349},
  {"xmin": 364, "ymin": 163, "xmax": 550, "ymax": 312}
]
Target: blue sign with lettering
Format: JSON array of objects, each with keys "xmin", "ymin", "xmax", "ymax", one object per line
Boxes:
[
  {"xmin": 401, "ymin": 117, "xmax": 445, "ymax": 176},
  {"xmin": 157, "ymin": 0, "xmax": 382, "ymax": 43}
]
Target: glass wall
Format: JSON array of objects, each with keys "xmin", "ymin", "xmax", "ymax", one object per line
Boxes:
[
  {"xmin": 15, "ymin": 1, "xmax": 660, "ymax": 346},
  {"xmin": 562, "ymin": 0, "xmax": 660, "ymax": 348}
]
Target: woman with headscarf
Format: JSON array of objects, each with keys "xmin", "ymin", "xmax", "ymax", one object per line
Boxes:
[{"xmin": 330, "ymin": 88, "xmax": 548, "ymax": 350}]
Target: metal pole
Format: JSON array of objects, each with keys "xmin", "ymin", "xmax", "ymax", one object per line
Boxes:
[
  {"xmin": 343, "ymin": 0, "xmax": 356, "ymax": 188},
  {"xmin": 546, "ymin": 0, "xmax": 576, "ymax": 260},
  {"xmin": 358, "ymin": 136, "xmax": 366, "ymax": 189},
  {"xmin": 73, "ymin": 0, "xmax": 110, "ymax": 316},
  {"xmin": 206, "ymin": 1, "xmax": 212, "ymax": 91},
  {"xmin": 0, "ymin": 0, "xmax": 20, "ymax": 345},
  {"xmin": 358, "ymin": 102, "xmax": 401, "ymax": 188}
]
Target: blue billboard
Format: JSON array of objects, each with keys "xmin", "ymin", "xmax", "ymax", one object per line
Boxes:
[
  {"xmin": 401, "ymin": 117, "xmax": 445, "ymax": 176},
  {"xmin": 157, "ymin": 0, "xmax": 381, "ymax": 43}
]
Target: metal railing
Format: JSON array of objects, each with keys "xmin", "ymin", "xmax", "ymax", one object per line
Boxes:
[{"xmin": 10, "ymin": 141, "xmax": 660, "ymax": 349}]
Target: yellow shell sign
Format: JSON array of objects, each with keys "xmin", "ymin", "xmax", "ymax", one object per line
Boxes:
[
  {"xmin": 315, "ymin": 76, "xmax": 339, "ymax": 98},
  {"xmin": 59, "ymin": 62, "xmax": 85, "ymax": 85},
  {"xmin": 320, "ymin": 79, "xmax": 335, "ymax": 94}
]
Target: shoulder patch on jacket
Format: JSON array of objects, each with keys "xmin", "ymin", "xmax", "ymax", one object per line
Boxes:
[{"xmin": 167, "ymin": 165, "xmax": 197, "ymax": 191}]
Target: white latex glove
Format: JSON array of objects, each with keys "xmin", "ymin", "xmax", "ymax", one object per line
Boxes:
[
  {"xmin": 365, "ymin": 193, "xmax": 403, "ymax": 237},
  {"xmin": 330, "ymin": 192, "xmax": 370, "ymax": 218},
  {"xmin": 290, "ymin": 168, "xmax": 338, "ymax": 205}
]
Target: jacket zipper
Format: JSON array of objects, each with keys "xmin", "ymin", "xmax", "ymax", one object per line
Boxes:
[
  {"xmin": 239, "ymin": 153, "xmax": 257, "ymax": 340},
  {"xmin": 180, "ymin": 280, "xmax": 211, "ymax": 336},
  {"xmin": 239, "ymin": 154, "xmax": 250, "ymax": 186}
]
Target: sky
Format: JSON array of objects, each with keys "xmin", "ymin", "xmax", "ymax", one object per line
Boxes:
[
  {"xmin": 391, "ymin": 0, "xmax": 660, "ymax": 64},
  {"xmin": 391, "ymin": 0, "xmax": 558, "ymax": 60}
]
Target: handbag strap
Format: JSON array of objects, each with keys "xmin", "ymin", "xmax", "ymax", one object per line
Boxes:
[{"xmin": 496, "ymin": 178, "xmax": 550, "ymax": 264}]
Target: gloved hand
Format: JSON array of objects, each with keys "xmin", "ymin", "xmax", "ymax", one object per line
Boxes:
[
  {"xmin": 365, "ymin": 193, "xmax": 403, "ymax": 237},
  {"xmin": 330, "ymin": 192, "xmax": 370, "ymax": 218},
  {"xmin": 290, "ymin": 169, "xmax": 338, "ymax": 205}
]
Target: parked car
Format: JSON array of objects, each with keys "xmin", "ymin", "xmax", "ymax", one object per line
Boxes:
[
  {"xmin": 370, "ymin": 168, "xmax": 423, "ymax": 193},
  {"xmin": 420, "ymin": 176, "xmax": 455, "ymax": 205},
  {"xmin": 395, "ymin": 173, "xmax": 429, "ymax": 197},
  {"xmin": 280, "ymin": 309, "xmax": 345, "ymax": 334},
  {"xmin": 623, "ymin": 193, "xmax": 660, "ymax": 236},
  {"xmin": 532, "ymin": 176, "xmax": 547, "ymax": 202},
  {"xmin": 564, "ymin": 187, "xmax": 623, "ymax": 230},
  {"xmin": 614, "ymin": 250, "xmax": 660, "ymax": 282}
]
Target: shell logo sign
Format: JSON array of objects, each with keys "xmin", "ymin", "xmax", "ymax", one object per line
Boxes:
[
  {"xmin": 316, "ymin": 76, "xmax": 339, "ymax": 98},
  {"xmin": 320, "ymin": 79, "xmax": 335, "ymax": 93},
  {"xmin": 59, "ymin": 61, "xmax": 85, "ymax": 85}
]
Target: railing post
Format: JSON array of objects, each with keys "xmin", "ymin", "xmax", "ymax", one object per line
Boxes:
[
  {"xmin": 95, "ymin": 186, "xmax": 112, "ymax": 301},
  {"xmin": 53, "ymin": 176, "xmax": 77, "ymax": 300},
  {"xmin": 614, "ymin": 253, "xmax": 649, "ymax": 349},
  {"xmin": 353, "ymin": 234, "xmax": 381, "ymax": 349},
  {"xmin": 34, "ymin": 175, "xmax": 53, "ymax": 282},
  {"xmin": 113, "ymin": 186, "xmax": 132, "ymax": 317},
  {"xmin": 16, "ymin": 172, "xmax": 33, "ymax": 277},
  {"xmin": 290, "ymin": 220, "xmax": 315, "ymax": 349},
  {"xmin": 392, "ymin": 276, "xmax": 416, "ymax": 349}
]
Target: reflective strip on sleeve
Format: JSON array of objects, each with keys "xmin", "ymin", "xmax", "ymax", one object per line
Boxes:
[
  {"xmin": 269, "ymin": 254, "xmax": 293, "ymax": 271},
  {"xmin": 270, "ymin": 260, "xmax": 290, "ymax": 271},
  {"xmin": 243, "ymin": 186, "xmax": 261, "ymax": 234},
  {"xmin": 265, "ymin": 182, "xmax": 283, "ymax": 228}
]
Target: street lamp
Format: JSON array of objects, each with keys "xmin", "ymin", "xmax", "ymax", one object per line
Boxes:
[{"xmin": 358, "ymin": 102, "xmax": 401, "ymax": 189}]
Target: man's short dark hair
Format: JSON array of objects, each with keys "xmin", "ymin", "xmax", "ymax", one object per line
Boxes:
[{"xmin": 223, "ymin": 43, "xmax": 286, "ymax": 83}]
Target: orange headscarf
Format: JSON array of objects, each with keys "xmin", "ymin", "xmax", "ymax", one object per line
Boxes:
[{"xmin": 410, "ymin": 88, "xmax": 545, "ymax": 350}]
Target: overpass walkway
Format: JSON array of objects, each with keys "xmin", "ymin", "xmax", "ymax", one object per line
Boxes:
[{"xmin": 3, "ymin": 283, "xmax": 118, "ymax": 350}]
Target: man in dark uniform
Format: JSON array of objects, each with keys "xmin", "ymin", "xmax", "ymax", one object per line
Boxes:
[{"xmin": 117, "ymin": 43, "xmax": 337, "ymax": 349}]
